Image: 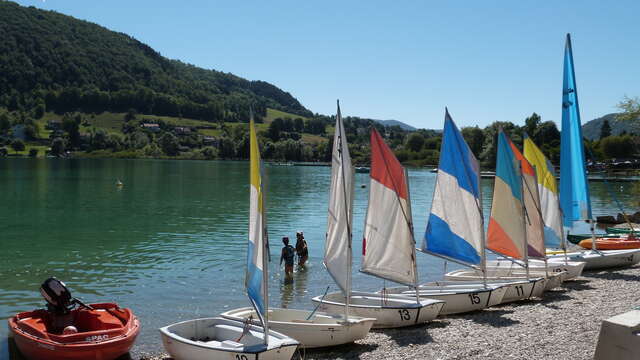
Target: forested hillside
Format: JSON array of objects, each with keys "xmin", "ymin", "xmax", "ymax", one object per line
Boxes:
[{"xmin": 0, "ymin": 1, "xmax": 311, "ymax": 122}]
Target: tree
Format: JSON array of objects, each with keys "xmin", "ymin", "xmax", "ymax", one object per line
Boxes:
[
  {"xmin": 524, "ymin": 113, "xmax": 541, "ymax": 137},
  {"xmin": 10, "ymin": 139, "xmax": 25, "ymax": 154},
  {"xmin": 159, "ymin": 133, "xmax": 180, "ymax": 156},
  {"xmin": 461, "ymin": 126, "xmax": 484, "ymax": 159},
  {"xmin": 62, "ymin": 113, "xmax": 81, "ymax": 148},
  {"xmin": 406, "ymin": 133, "xmax": 425, "ymax": 152},
  {"xmin": 600, "ymin": 119, "xmax": 612, "ymax": 139},
  {"xmin": 600, "ymin": 135, "xmax": 635, "ymax": 159},
  {"xmin": 124, "ymin": 108, "xmax": 137, "ymax": 122},
  {"xmin": 0, "ymin": 112, "xmax": 11, "ymax": 134},
  {"xmin": 29, "ymin": 148, "xmax": 38, "ymax": 157},
  {"xmin": 50, "ymin": 137, "xmax": 66, "ymax": 156},
  {"xmin": 616, "ymin": 96, "xmax": 640, "ymax": 122}
]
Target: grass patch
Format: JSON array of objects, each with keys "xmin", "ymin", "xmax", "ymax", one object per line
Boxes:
[{"xmin": 264, "ymin": 108, "xmax": 308, "ymax": 124}]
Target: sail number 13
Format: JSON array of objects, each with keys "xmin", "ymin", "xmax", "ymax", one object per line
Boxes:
[{"xmin": 398, "ymin": 309, "xmax": 411, "ymax": 321}]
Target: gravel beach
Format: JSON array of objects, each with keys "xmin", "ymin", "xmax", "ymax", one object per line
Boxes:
[{"xmin": 136, "ymin": 264, "xmax": 640, "ymax": 360}]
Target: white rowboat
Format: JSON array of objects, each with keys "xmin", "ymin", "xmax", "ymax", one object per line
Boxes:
[
  {"xmin": 159, "ymin": 317, "xmax": 298, "ymax": 360},
  {"xmin": 220, "ymin": 307, "xmax": 375, "ymax": 349}
]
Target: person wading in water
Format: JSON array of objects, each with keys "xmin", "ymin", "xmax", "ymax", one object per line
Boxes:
[
  {"xmin": 280, "ymin": 237, "xmax": 295, "ymax": 279},
  {"xmin": 295, "ymin": 231, "xmax": 309, "ymax": 266}
]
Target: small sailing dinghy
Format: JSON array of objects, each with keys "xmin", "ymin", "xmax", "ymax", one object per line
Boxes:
[
  {"xmin": 578, "ymin": 236, "xmax": 640, "ymax": 250},
  {"xmin": 445, "ymin": 130, "xmax": 548, "ymax": 301},
  {"xmin": 607, "ymin": 226, "xmax": 640, "ymax": 234},
  {"xmin": 313, "ymin": 127, "xmax": 445, "ymax": 328},
  {"xmin": 222, "ymin": 102, "xmax": 375, "ymax": 348},
  {"xmin": 381, "ymin": 110, "xmax": 508, "ymax": 315},
  {"xmin": 480, "ymin": 134, "xmax": 569, "ymax": 291},
  {"xmin": 546, "ymin": 34, "xmax": 640, "ymax": 269},
  {"xmin": 160, "ymin": 118, "xmax": 298, "ymax": 360},
  {"xmin": 8, "ymin": 278, "xmax": 139, "ymax": 360}
]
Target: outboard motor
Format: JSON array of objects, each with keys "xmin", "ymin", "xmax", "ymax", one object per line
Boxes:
[{"xmin": 40, "ymin": 277, "xmax": 74, "ymax": 314}]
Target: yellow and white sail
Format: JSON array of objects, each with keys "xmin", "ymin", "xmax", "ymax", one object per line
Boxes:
[{"xmin": 523, "ymin": 135, "xmax": 564, "ymax": 248}]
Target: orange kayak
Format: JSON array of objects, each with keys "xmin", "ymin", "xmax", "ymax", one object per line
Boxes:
[
  {"xmin": 578, "ymin": 237, "xmax": 640, "ymax": 250},
  {"xmin": 8, "ymin": 302, "xmax": 139, "ymax": 360}
]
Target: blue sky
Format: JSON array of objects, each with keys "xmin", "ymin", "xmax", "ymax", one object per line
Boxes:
[{"xmin": 15, "ymin": 0, "xmax": 640, "ymax": 129}]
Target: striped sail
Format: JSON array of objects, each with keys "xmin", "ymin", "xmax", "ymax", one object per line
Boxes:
[
  {"xmin": 523, "ymin": 135, "xmax": 564, "ymax": 248},
  {"xmin": 560, "ymin": 33, "xmax": 592, "ymax": 227},
  {"xmin": 422, "ymin": 109, "xmax": 483, "ymax": 266},
  {"xmin": 361, "ymin": 128, "xmax": 417, "ymax": 286},
  {"xmin": 324, "ymin": 101, "xmax": 354, "ymax": 295},
  {"xmin": 507, "ymin": 137, "xmax": 545, "ymax": 258},
  {"xmin": 487, "ymin": 131, "xmax": 526, "ymax": 260},
  {"xmin": 246, "ymin": 118, "xmax": 268, "ymax": 321}
]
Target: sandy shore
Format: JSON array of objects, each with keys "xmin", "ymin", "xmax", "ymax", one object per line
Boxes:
[{"xmin": 136, "ymin": 264, "xmax": 640, "ymax": 360}]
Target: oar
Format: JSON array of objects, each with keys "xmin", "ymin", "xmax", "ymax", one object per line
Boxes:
[{"xmin": 306, "ymin": 286, "xmax": 330, "ymax": 320}]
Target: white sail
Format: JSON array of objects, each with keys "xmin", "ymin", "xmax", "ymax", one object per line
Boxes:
[
  {"xmin": 324, "ymin": 101, "xmax": 354, "ymax": 295},
  {"xmin": 361, "ymin": 128, "xmax": 417, "ymax": 286}
]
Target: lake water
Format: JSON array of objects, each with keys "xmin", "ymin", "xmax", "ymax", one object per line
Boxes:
[{"xmin": 1, "ymin": 158, "xmax": 638, "ymax": 358}]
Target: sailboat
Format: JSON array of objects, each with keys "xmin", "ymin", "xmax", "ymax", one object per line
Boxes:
[
  {"xmin": 159, "ymin": 118, "xmax": 299, "ymax": 360},
  {"xmin": 490, "ymin": 133, "xmax": 586, "ymax": 280},
  {"xmin": 380, "ymin": 109, "xmax": 509, "ymax": 314},
  {"xmin": 445, "ymin": 130, "xmax": 548, "ymax": 302},
  {"xmin": 544, "ymin": 34, "xmax": 640, "ymax": 269},
  {"xmin": 312, "ymin": 127, "xmax": 445, "ymax": 328},
  {"xmin": 221, "ymin": 102, "xmax": 376, "ymax": 349}
]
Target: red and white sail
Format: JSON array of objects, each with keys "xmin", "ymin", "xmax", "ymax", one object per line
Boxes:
[{"xmin": 361, "ymin": 128, "xmax": 417, "ymax": 286}]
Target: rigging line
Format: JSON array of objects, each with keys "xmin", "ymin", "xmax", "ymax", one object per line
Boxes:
[{"xmin": 584, "ymin": 143, "xmax": 635, "ymax": 234}]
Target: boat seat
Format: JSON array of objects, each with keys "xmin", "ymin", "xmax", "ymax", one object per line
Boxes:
[
  {"xmin": 220, "ymin": 340, "xmax": 244, "ymax": 349},
  {"xmin": 75, "ymin": 309, "xmax": 123, "ymax": 332}
]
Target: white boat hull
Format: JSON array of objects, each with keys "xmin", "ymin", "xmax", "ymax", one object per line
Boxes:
[
  {"xmin": 311, "ymin": 291, "xmax": 444, "ymax": 328},
  {"xmin": 443, "ymin": 271, "xmax": 547, "ymax": 303},
  {"xmin": 487, "ymin": 259, "xmax": 585, "ymax": 280},
  {"xmin": 547, "ymin": 249, "xmax": 640, "ymax": 270},
  {"xmin": 379, "ymin": 284, "xmax": 508, "ymax": 315},
  {"xmin": 159, "ymin": 317, "xmax": 298, "ymax": 360},
  {"xmin": 219, "ymin": 307, "xmax": 375, "ymax": 349}
]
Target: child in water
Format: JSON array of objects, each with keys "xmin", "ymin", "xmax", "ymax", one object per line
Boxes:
[
  {"xmin": 295, "ymin": 231, "xmax": 308, "ymax": 266},
  {"xmin": 280, "ymin": 237, "xmax": 295, "ymax": 278}
]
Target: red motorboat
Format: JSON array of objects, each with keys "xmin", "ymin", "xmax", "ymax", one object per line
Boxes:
[{"xmin": 8, "ymin": 278, "xmax": 140, "ymax": 360}]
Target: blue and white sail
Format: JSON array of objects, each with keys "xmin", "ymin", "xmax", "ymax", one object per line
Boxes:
[
  {"xmin": 422, "ymin": 109, "xmax": 483, "ymax": 267},
  {"xmin": 246, "ymin": 117, "xmax": 269, "ymax": 336},
  {"xmin": 559, "ymin": 33, "xmax": 592, "ymax": 228}
]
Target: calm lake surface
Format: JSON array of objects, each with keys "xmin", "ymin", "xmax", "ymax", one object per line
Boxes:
[{"xmin": 1, "ymin": 158, "xmax": 638, "ymax": 358}]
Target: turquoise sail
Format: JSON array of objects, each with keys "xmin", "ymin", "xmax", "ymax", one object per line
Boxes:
[{"xmin": 559, "ymin": 33, "xmax": 592, "ymax": 228}]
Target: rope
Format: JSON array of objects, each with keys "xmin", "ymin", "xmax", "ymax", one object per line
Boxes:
[
  {"xmin": 235, "ymin": 315, "xmax": 253, "ymax": 343},
  {"xmin": 584, "ymin": 144, "xmax": 636, "ymax": 236}
]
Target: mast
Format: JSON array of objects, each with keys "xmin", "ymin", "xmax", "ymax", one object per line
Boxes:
[
  {"xmin": 404, "ymin": 168, "xmax": 421, "ymax": 303},
  {"xmin": 479, "ymin": 176, "xmax": 488, "ymax": 289},
  {"xmin": 337, "ymin": 100, "xmax": 352, "ymax": 321},
  {"xmin": 519, "ymin": 162, "xmax": 530, "ymax": 280}
]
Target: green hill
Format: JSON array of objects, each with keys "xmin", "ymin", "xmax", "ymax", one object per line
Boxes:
[
  {"xmin": 582, "ymin": 113, "xmax": 640, "ymax": 140},
  {"xmin": 0, "ymin": 1, "xmax": 311, "ymax": 122}
]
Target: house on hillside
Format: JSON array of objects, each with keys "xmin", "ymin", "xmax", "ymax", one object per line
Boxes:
[
  {"xmin": 174, "ymin": 127, "xmax": 192, "ymax": 135},
  {"xmin": 203, "ymin": 136, "xmax": 217, "ymax": 146},
  {"xmin": 140, "ymin": 123, "xmax": 160, "ymax": 132},
  {"xmin": 46, "ymin": 119, "xmax": 62, "ymax": 130}
]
